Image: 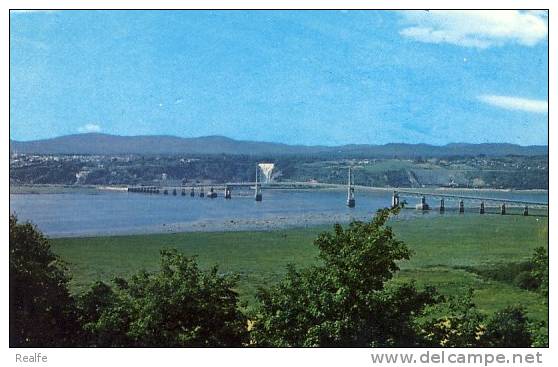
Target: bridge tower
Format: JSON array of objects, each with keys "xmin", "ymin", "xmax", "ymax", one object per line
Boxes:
[
  {"xmin": 255, "ymin": 166, "xmax": 263, "ymax": 201},
  {"xmin": 459, "ymin": 200, "xmax": 464, "ymax": 214},
  {"xmin": 439, "ymin": 198, "xmax": 445, "ymax": 213},
  {"xmin": 480, "ymin": 202, "xmax": 485, "ymax": 214},
  {"xmin": 523, "ymin": 205, "xmax": 529, "ymax": 216},
  {"xmin": 347, "ymin": 167, "xmax": 355, "ymax": 208},
  {"xmin": 501, "ymin": 203, "xmax": 506, "ymax": 215},
  {"xmin": 391, "ymin": 191, "xmax": 400, "ymax": 208}
]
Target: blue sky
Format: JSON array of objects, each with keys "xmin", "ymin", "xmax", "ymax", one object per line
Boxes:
[{"xmin": 10, "ymin": 10, "xmax": 548, "ymax": 146}]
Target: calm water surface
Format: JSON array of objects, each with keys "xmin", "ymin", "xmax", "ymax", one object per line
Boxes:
[{"xmin": 9, "ymin": 188, "xmax": 548, "ymax": 237}]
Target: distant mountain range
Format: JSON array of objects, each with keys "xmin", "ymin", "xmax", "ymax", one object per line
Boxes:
[{"xmin": 10, "ymin": 133, "xmax": 548, "ymax": 157}]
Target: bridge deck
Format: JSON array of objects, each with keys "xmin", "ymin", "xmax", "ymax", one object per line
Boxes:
[
  {"xmin": 126, "ymin": 183, "xmax": 548, "ymax": 207},
  {"xmin": 397, "ymin": 190, "xmax": 548, "ymax": 207}
]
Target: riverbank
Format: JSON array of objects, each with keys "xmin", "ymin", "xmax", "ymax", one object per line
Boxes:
[
  {"xmin": 51, "ymin": 213, "xmax": 548, "ymax": 324},
  {"xmin": 9, "ymin": 184, "xmax": 99, "ymax": 194}
]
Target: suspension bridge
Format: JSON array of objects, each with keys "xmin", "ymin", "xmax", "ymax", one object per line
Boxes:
[{"xmin": 126, "ymin": 165, "xmax": 548, "ymax": 216}]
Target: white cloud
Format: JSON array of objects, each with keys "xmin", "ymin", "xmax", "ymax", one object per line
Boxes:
[
  {"xmin": 399, "ymin": 10, "xmax": 547, "ymax": 48},
  {"xmin": 478, "ymin": 95, "xmax": 547, "ymax": 113},
  {"xmin": 78, "ymin": 123, "xmax": 102, "ymax": 133}
]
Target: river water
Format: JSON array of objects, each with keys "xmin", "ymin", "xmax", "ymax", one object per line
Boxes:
[{"xmin": 9, "ymin": 188, "xmax": 548, "ymax": 237}]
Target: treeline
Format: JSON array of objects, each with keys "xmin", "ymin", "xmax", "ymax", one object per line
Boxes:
[
  {"xmin": 10, "ymin": 210, "xmax": 548, "ymax": 347},
  {"xmin": 10, "ymin": 154, "xmax": 548, "ymax": 189}
]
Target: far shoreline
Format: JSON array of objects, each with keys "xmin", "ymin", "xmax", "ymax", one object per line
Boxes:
[{"xmin": 9, "ymin": 183, "xmax": 550, "ymax": 195}]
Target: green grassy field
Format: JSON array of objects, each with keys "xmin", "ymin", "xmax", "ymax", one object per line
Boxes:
[{"xmin": 51, "ymin": 213, "xmax": 548, "ymax": 322}]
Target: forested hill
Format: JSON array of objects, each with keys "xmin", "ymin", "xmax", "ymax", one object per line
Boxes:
[{"xmin": 10, "ymin": 133, "xmax": 548, "ymax": 157}]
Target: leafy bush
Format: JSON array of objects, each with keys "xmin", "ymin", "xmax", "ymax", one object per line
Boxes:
[
  {"xmin": 79, "ymin": 249, "xmax": 248, "ymax": 347},
  {"xmin": 460, "ymin": 246, "xmax": 548, "ymax": 296},
  {"xmin": 530, "ymin": 247, "xmax": 548, "ymax": 299},
  {"xmin": 513, "ymin": 271, "xmax": 539, "ymax": 291},
  {"xmin": 417, "ymin": 291, "xmax": 533, "ymax": 347},
  {"xmin": 417, "ymin": 290, "xmax": 485, "ymax": 347},
  {"xmin": 484, "ymin": 306, "xmax": 532, "ymax": 347}
]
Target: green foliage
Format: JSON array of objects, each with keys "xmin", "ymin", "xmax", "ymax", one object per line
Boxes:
[
  {"xmin": 459, "ymin": 246, "xmax": 548, "ymax": 297},
  {"xmin": 79, "ymin": 249, "xmax": 248, "ymax": 347},
  {"xmin": 9, "ymin": 215, "xmax": 81, "ymax": 347},
  {"xmin": 530, "ymin": 321, "xmax": 549, "ymax": 347},
  {"xmin": 418, "ymin": 291, "xmax": 533, "ymax": 347},
  {"xmin": 530, "ymin": 247, "xmax": 548, "ymax": 299},
  {"xmin": 11, "ymin": 153, "xmax": 548, "ymax": 189},
  {"xmin": 11, "ymin": 213, "xmax": 547, "ymax": 347},
  {"xmin": 484, "ymin": 306, "xmax": 532, "ymax": 347},
  {"xmin": 251, "ymin": 208, "xmax": 440, "ymax": 347},
  {"xmin": 417, "ymin": 290, "xmax": 485, "ymax": 347}
]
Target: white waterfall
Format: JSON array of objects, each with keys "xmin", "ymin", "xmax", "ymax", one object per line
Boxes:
[{"xmin": 258, "ymin": 163, "xmax": 275, "ymax": 183}]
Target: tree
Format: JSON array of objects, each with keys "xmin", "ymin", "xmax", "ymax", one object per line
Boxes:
[
  {"xmin": 251, "ymin": 208, "xmax": 439, "ymax": 347},
  {"xmin": 80, "ymin": 249, "xmax": 248, "ymax": 347},
  {"xmin": 9, "ymin": 215, "xmax": 81, "ymax": 347}
]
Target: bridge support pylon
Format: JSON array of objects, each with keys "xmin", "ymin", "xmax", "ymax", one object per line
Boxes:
[
  {"xmin": 459, "ymin": 200, "xmax": 464, "ymax": 214},
  {"xmin": 524, "ymin": 205, "xmax": 529, "ymax": 216},
  {"xmin": 439, "ymin": 198, "xmax": 445, "ymax": 213},
  {"xmin": 480, "ymin": 202, "xmax": 485, "ymax": 214},
  {"xmin": 346, "ymin": 167, "xmax": 355, "ymax": 208},
  {"xmin": 255, "ymin": 165, "xmax": 263, "ymax": 201},
  {"xmin": 225, "ymin": 186, "xmax": 232, "ymax": 199},
  {"xmin": 391, "ymin": 191, "xmax": 400, "ymax": 208},
  {"xmin": 501, "ymin": 203, "xmax": 506, "ymax": 215}
]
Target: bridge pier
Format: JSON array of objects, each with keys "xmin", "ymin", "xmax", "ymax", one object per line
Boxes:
[
  {"xmin": 501, "ymin": 203, "xmax": 506, "ymax": 215},
  {"xmin": 181, "ymin": 188, "xmax": 186, "ymax": 196},
  {"xmin": 391, "ymin": 191, "xmax": 400, "ymax": 208},
  {"xmin": 480, "ymin": 202, "xmax": 485, "ymax": 214},
  {"xmin": 163, "ymin": 189, "xmax": 168, "ymax": 195},
  {"xmin": 200, "ymin": 187, "xmax": 205, "ymax": 198},
  {"xmin": 439, "ymin": 198, "xmax": 445, "ymax": 213},
  {"xmin": 172, "ymin": 188, "xmax": 177, "ymax": 196},
  {"xmin": 225, "ymin": 186, "xmax": 232, "ymax": 199},
  {"xmin": 524, "ymin": 205, "xmax": 529, "ymax": 216},
  {"xmin": 459, "ymin": 200, "xmax": 464, "ymax": 214},
  {"xmin": 416, "ymin": 196, "xmax": 429, "ymax": 211},
  {"xmin": 190, "ymin": 188, "xmax": 195, "ymax": 197},
  {"xmin": 208, "ymin": 187, "xmax": 217, "ymax": 198}
]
